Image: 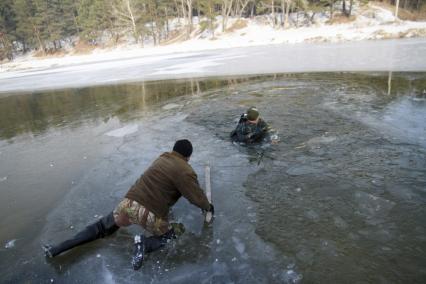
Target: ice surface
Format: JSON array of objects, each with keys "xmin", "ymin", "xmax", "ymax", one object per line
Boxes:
[
  {"xmin": 307, "ymin": 136, "xmax": 337, "ymax": 145},
  {"xmin": 382, "ymin": 96, "xmax": 426, "ymax": 147},
  {"xmin": 232, "ymin": 236, "xmax": 246, "ymax": 255},
  {"xmin": 1, "ymin": 73, "xmax": 425, "ymax": 283},
  {"xmin": 286, "ymin": 165, "xmax": 324, "ymax": 176},
  {"xmin": 105, "ymin": 124, "xmax": 139, "ymax": 138},
  {"xmin": 151, "ymin": 59, "xmax": 222, "ymax": 75},
  {"xmin": 354, "ymin": 191, "xmax": 396, "ymax": 225}
]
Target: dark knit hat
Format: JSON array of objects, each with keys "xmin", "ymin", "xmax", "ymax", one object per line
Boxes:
[
  {"xmin": 173, "ymin": 139, "xmax": 193, "ymax": 157},
  {"xmin": 246, "ymin": 107, "xmax": 259, "ymax": 121}
]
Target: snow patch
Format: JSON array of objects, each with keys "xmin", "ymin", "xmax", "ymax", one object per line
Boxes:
[
  {"xmin": 105, "ymin": 124, "xmax": 138, "ymax": 138},
  {"xmin": 151, "ymin": 59, "xmax": 222, "ymax": 75},
  {"xmin": 162, "ymin": 103, "xmax": 181, "ymax": 110},
  {"xmin": 2, "ymin": 4, "xmax": 425, "ymax": 77}
]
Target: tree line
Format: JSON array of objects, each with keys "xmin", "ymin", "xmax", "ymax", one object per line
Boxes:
[{"xmin": 0, "ymin": 0, "xmax": 424, "ymax": 61}]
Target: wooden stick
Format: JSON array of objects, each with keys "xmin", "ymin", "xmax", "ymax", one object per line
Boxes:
[{"xmin": 204, "ymin": 164, "xmax": 213, "ymax": 223}]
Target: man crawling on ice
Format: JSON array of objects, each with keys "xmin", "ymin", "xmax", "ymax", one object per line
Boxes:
[{"xmin": 43, "ymin": 139, "xmax": 214, "ymax": 270}]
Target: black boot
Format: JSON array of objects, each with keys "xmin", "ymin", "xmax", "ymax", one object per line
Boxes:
[
  {"xmin": 132, "ymin": 235, "xmax": 145, "ymax": 270},
  {"xmin": 144, "ymin": 229, "xmax": 176, "ymax": 253},
  {"xmin": 43, "ymin": 212, "xmax": 119, "ymax": 258},
  {"xmin": 131, "ymin": 229, "xmax": 176, "ymax": 270}
]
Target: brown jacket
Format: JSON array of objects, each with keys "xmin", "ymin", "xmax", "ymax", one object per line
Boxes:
[{"xmin": 125, "ymin": 151, "xmax": 210, "ymax": 218}]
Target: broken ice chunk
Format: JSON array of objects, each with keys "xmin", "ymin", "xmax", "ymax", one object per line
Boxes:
[
  {"xmin": 5, "ymin": 239, "xmax": 16, "ymax": 249},
  {"xmin": 105, "ymin": 124, "xmax": 138, "ymax": 137},
  {"xmin": 162, "ymin": 103, "xmax": 181, "ymax": 110},
  {"xmin": 282, "ymin": 269, "xmax": 303, "ymax": 283}
]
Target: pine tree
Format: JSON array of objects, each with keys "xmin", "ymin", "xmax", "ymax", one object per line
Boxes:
[
  {"xmin": 13, "ymin": 0, "xmax": 46, "ymax": 53},
  {"xmin": 0, "ymin": 0, "xmax": 16, "ymax": 60},
  {"xmin": 58, "ymin": 0, "xmax": 79, "ymax": 40},
  {"xmin": 199, "ymin": 0, "xmax": 221, "ymax": 38},
  {"xmin": 77, "ymin": 0, "xmax": 113, "ymax": 44}
]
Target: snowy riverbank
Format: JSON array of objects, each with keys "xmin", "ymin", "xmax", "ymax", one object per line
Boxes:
[{"xmin": 1, "ymin": 3, "xmax": 425, "ymax": 75}]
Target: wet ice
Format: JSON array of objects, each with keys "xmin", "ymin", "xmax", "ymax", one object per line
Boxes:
[
  {"xmin": 1, "ymin": 73, "xmax": 425, "ymax": 283},
  {"xmin": 354, "ymin": 191, "xmax": 396, "ymax": 225}
]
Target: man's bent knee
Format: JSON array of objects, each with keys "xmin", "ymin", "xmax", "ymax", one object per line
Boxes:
[{"xmin": 114, "ymin": 212, "xmax": 131, "ymax": 227}]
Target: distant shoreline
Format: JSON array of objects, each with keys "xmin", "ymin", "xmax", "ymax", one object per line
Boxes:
[
  {"xmin": 1, "ymin": 38, "xmax": 425, "ymax": 94},
  {"xmin": 1, "ymin": 17, "xmax": 426, "ymax": 74},
  {"xmin": 1, "ymin": 3, "xmax": 426, "ymax": 94}
]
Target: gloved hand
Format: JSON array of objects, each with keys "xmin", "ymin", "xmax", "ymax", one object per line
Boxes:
[
  {"xmin": 208, "ymin": 203, "xmax": 214, "ymax": 215},
  {"xmin": 202, "ymin": 203, "xmax": 214, "ymax": 215}
]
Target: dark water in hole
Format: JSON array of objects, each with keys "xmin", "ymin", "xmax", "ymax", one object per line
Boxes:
[{"xmin": 0, "ymin": 73, "xmax": 425, "ymax": 283}]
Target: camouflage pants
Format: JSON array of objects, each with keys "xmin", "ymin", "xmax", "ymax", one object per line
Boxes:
[{"xmin": 113, "ymin": 198, "xmax": 169, "ymax": 236}]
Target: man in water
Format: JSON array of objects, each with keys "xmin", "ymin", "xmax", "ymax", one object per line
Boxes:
[
  {"xmin": 43, "ymin": 139, "xmax": 214, "ymax": 270},
  {"xmin": 230, "ymin": 106, "xmax": 278, "ymax": 144}
]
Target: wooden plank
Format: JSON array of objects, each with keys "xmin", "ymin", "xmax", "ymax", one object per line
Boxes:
[{"xmin": 205, "ymin": 164, "xmax": 213, "ymax": 223}]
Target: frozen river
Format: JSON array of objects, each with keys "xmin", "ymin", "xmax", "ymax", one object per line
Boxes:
[
  {"xmin": 1, "ymin": 38, "xmax": 426, "ymax": 283},
  {"xmin": 1, "ymin": 38, "xmax": 426, "ymax": 93},
  {"xmin": 0, "ymin": 72, "xmax": 425, "ymax": 283}
]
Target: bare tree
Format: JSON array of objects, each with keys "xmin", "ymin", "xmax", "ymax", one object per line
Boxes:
[
  {"xmin": 329, "ymin": 0, "xmax": 335, "ymax": 20},
  {"xmin": 111, "ymin": 0, "xmax": 143, "ymax": 44},
  {"xmin": 222, "ymin": 0, "xmax": 235, "ymax": 32},
  {"xmin": 235, "ymin": 0, "xmax": 251, "ymax": 18},
  {"xmin": 395, "ymin": 0, "xmax": 400, "ymax": 19},
  {"xmin": 342, "ymin": 0, "xmax": 353, "ymax": 17},
  {"xmin": 200, "ymin": 0, "xmax": 218, "ymax": 38},
  {"xmin": 272, "ymin": 0, "xmax": 277, "ymax": 27},
  {"xmin": 281, "ymin": 0, "xmax": 292, "ymax": 28},
  {"xmin": 348, "ymin": 0, "xmax": 353, "ymax": 17},
  {"xmin": 180, "ymin": 0, "xmax": 193, "ymax": 38}
]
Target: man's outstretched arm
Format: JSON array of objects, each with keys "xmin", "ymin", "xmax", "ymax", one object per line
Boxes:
[{"xmin": 176, "ymin": 170, "xmax": 212, "ymax": 212}]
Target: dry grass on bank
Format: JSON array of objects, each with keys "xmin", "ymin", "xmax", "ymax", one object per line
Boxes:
[
  {"xmin": 226, "ymin": 19, "xmax": 248, "ymax": 32},
  {"xmin": 372, "ymin": 27, "xmax": 426, "ymax": 39},
  {"xmin": 160, "ymin": 29, "xmax": 187, "ymax": 45},
  {"xmin": 33, "ymin": 49, "xmax": 67, "ymax": 58},
  {"xmin": 398, "ymin": 6, "xmax": 426, "ymax": 21},
  {"xmin": 372, "ymin": 1, "xmax": 426, "ymax": 21},
  {"xmin": 327, "ymin": 14, "xmax": 357, "ymax": 24},
  {"xmin": 72, "ymin": 41, "xmax": 97, "ymax": 54}
]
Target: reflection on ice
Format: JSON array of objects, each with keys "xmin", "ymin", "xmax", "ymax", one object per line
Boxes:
[{"xmin": 383, "ymin": 96, "xmax": 426, "ymax": 146}]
